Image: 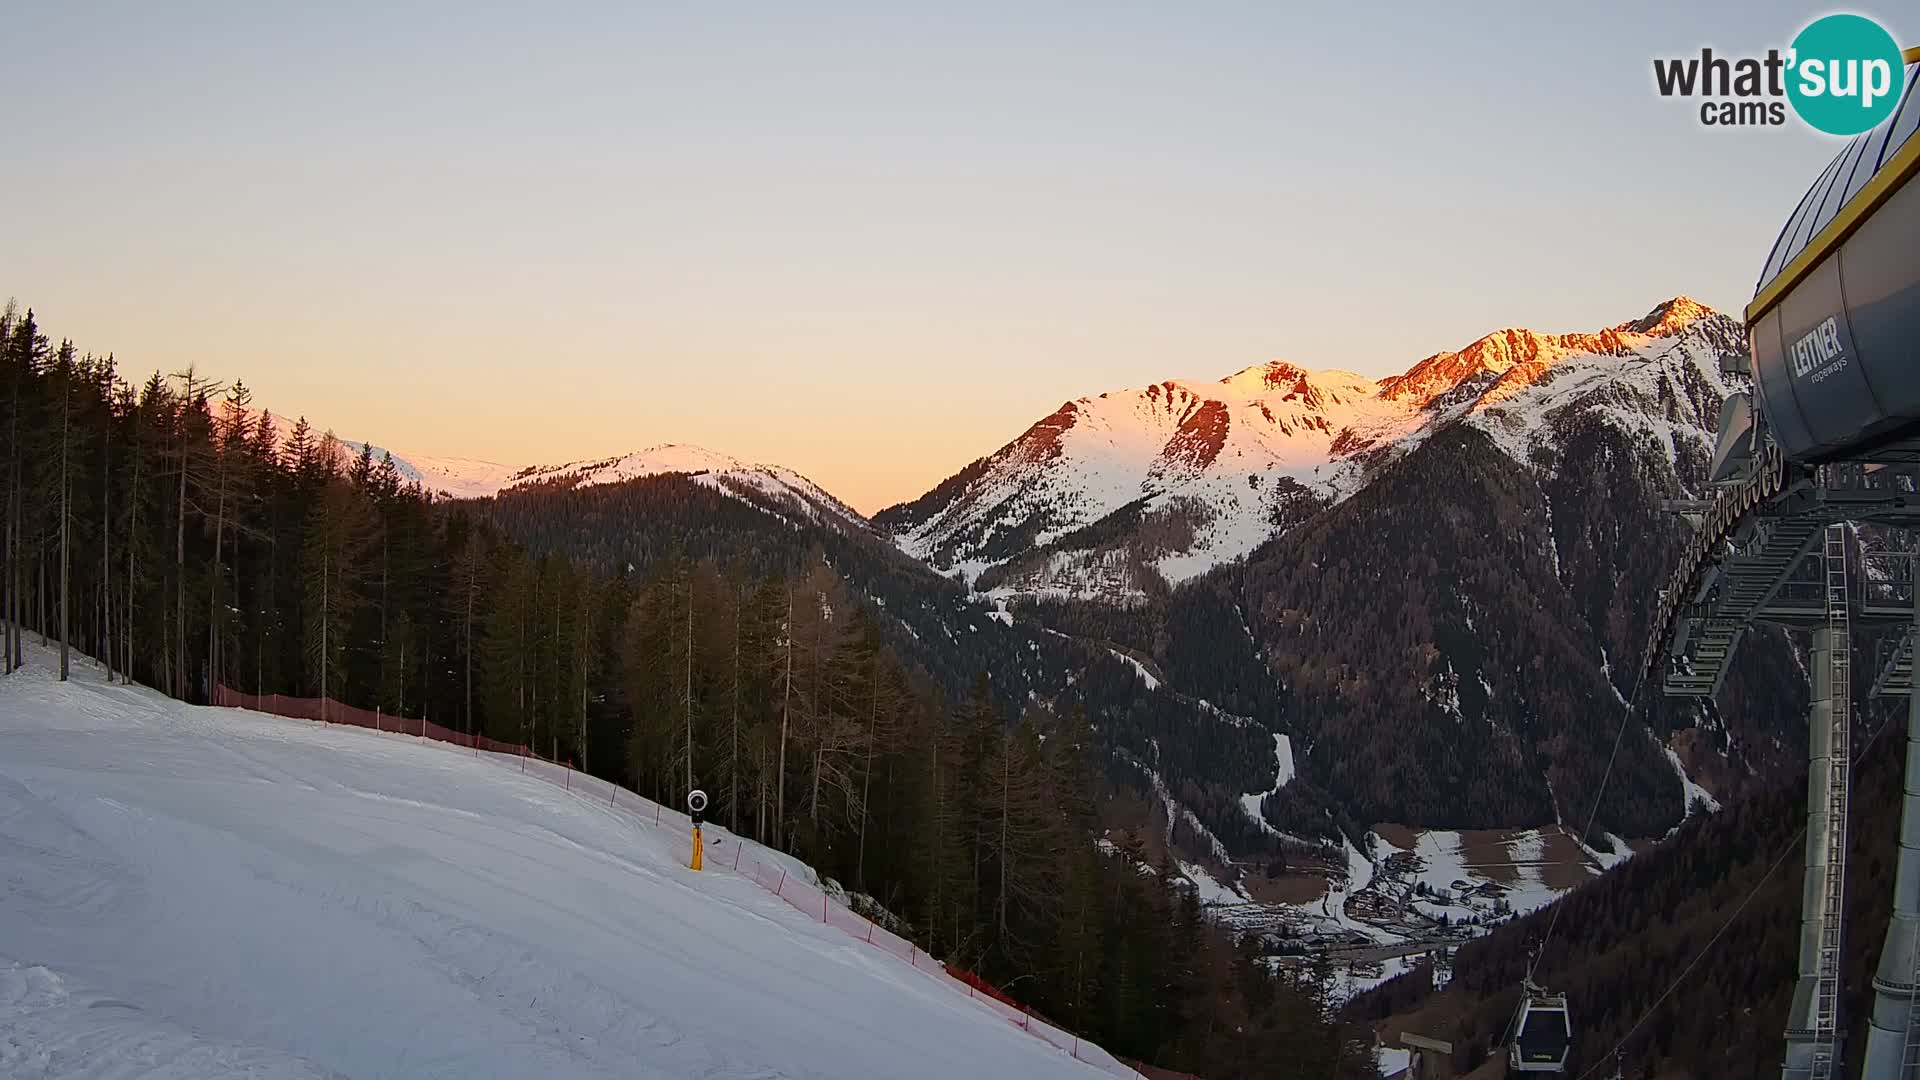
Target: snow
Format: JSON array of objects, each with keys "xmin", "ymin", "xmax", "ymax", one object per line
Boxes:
[
  {"xmin": 1237, "ymin": 734, "xmax": 1294, "ymax": 837},
  {"xmin": 1109, "ymin": 650, "xmax": 1160, "ymax": 691},
  {"xmin": 0, "ymin": 649, "xmax": 1113, "ymax": 1080},
  {"xmin": 1323, "ymin": 953, "xmax": 1414, "ymax": 1005},
  {"xmin": 1176, "ymin": 861, "xmax": 1247, "ymax": 906},
  {"xmin": 1374, "ymin": 827, "xmax": 1601, "ymax": 921},
  {"xmin": 1664, "ymin": 742, "xmax": 1723, "ymax": 817},
  {"xmin": 382, "ymin": 451, "xmax": 524, "ymax": 500},
  {"xmin": 1569, "ymin": 830, "xmax": 1634, "ymax": 871}
]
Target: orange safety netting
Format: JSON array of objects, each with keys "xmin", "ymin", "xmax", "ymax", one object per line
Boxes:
[{"xmin": 213, "ymin": 684, "xmax": 1148, "ymax": 1078}]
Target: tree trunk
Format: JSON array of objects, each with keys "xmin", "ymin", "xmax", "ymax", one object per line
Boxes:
[
  {"xmin": 206, "ymin": 449, "xmax": 227, "ymax": 694},
  {"xmin": 174, "ymin": 420, "xmax": 187, "ymax": 699},
  {"xmin": 731, "ymin": 586, "xmax": 741, "ymax": 834},
  {"xmin": 101, "ymin": 402, "xmax": 111, "ymax": 682},
  {"xmin": 58, "ymin": 367, "xmax": 70, "ymax": 680},
  {"xmin": 778, "ymin": 586, "xmax": 793, "ymax": 845},
  {"xmin": 259, "ymin": 533, "xmax": 271, "ymax": 695},
  {"xmin": 464, "ymin": 558, "xmax": 475, "ymax": 736},
  {"xmin": 552, "ymin": 575, "xmax": 561, "ymax": 762},
  {"xmin": 377, "ymin": 534, "xmax": 388, "ymax": 715},
  {"xmin": 999, "ymin": 742, "xmax": 1010, "ymax": 940},
  {"xmin": 319, "ymin": 544, "xmax": 328, "ymax": 713},
  {"xmin": 5, "ymin": 366, "xmax": 17, "ymax": 675},
  {"xmin": 125, "ymin": 449, "xmax": 140, "ymax": 685},
  {"xmin": 810, "ymin": 746, "xmax": 821, "ymax": 828},
  {"xmin": 4, "ymin": 484, "xmax": 13, "ymax": 675},
  {"xmin": 578, "ymin": 601, "xmax": 590, "ymax": 772},
  {"xmin": 857, "ymin": 653, "xmax": 877, "ymax": 890},
  {"xmin": 684, "ymin": 573, "xmax": 694, "ymax": 796}
]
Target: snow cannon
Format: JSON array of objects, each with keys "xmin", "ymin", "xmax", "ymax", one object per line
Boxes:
[
  {"xmin": 1737, "ymin": 56, "xmax": 1920, "ymax": 467},
  {"xmin": 687, "ymin": 789, "xmax": 707, "ymax": 871}
]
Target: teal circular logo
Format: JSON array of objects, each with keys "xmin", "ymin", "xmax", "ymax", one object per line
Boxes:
[{"xmin": 1787, "ymin": 14, "xmax": 1906, "ymax": 135}]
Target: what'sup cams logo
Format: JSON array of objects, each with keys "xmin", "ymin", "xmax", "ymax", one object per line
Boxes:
[{"xmin": 1653, "ymin": 13, "xmax": 1908, "ymax": 134}]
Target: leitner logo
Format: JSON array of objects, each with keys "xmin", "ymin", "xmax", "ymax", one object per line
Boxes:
[
  {"xmin": 1653, "ymin": 13, "xmax": 1906, "ymax": 134},
  {"xmin": 1791, "ymin": 316, "xmax": 1848, "ymax": 383}
]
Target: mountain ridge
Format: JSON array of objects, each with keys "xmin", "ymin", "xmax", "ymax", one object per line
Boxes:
[{"xmin": 874, "ymin": 295, "xmax": 1733, "ymax": 602}]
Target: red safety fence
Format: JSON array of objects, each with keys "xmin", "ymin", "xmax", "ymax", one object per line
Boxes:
[{"xmin": 213, "ymin": 684, "xmax": 1152, "ymax": 1078}]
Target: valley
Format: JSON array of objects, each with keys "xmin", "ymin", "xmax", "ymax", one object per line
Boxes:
[{"xmin": 344, "ymin": 296, "xmax": 1773, "ymax": 970}]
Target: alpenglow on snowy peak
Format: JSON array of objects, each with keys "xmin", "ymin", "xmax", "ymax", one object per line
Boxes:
[{"xmin": 874, "ymin": 297, "xmax": 1742, "ymax": 600}]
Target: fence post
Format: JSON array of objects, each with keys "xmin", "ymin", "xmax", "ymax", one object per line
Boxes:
[
  {"xmin": 1072, "ymin": 1036, "xmax": 1080, "ymax": 1061},
  {"xmin": 655, "ymin": 803, "xmax": 662, "ymax": 825},
  {"xmin": 1021, "ymin": 1005, "xmax": 1030, "ymax": 1031},
  {"xmin": 822, "ymin": 893, "xmax": 828, "ymax": 923},
  {"xmin": 777, "ymin": 868, "xmax": 787, "ymax": 895},
  {"xmin": 375, "ymin": 707, "xmax": 381, "ymax": 733},
  {"xmin": 733, "ymin": 844, "xmax": 743, "ymax": 872},
  {"xmin": 866, "ymin": 920, "xmax": 875, "ymax": 944}
]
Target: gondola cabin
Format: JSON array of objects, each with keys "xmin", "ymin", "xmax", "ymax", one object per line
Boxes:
[
  {"xmin": 1743, "ymin": 59, "xmax": 1920, "ymax": 468},
  {"xmin": 1509, "ymin": 988, "xmax": 1572, "ymax": 1073}
]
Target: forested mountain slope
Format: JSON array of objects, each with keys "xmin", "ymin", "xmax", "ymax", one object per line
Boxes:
[
  {"xmin": 1350, "ymin": 695, "xmax": 1906, "ymax": 1079},
  {"xmin": 979, "ymin": 301, "xmax": 1805, "ymax": 843}
]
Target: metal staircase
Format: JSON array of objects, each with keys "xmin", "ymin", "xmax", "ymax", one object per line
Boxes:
[
  {"xmin": 1810, "ymin": 523, "xmax": 1852, "ymax": 1080},
  {"xmin": 1662, "ymin": 512, "xmax": 1827, "ymax": 696},
  {"xmin": 1875, "ymin": 627, "xmax": 1915, "ymax": 698}
]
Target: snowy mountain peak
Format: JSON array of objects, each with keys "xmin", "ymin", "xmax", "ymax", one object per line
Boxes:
[
  {"xmin": 314, "ymin": 435, "xmax": 867, "ymax": 533},
  {"xmin": 504, "ymin": 443, "xmax": 754, "ymax": 488},
  {"xmin": 1621, "ymin": 294, "xmax": 1716, "ymax": 337},
  {"xmin": 1378, "ymin": 297, "xmax": 1723, "ymax": 409},
  {"xmin": 1217, "ymin": 360, "xmax": 1379, "ymax": 404},
  {"xmin": 476, "ymin": 444, "xmax": 869, "ymax": 531},
  {"xmin": 880, "ymin": 297, "xmax": 1743, "ymax": 600}
]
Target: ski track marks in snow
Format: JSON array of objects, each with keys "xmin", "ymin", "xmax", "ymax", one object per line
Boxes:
[{"xmin": 0, "ymin": 647, "xmax": 1110, "ymax": 1080}]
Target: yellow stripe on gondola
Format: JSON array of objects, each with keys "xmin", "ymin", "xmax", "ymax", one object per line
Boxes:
[
  {"xmin": 1747, "ymin": 120, "xmax": 1920, "ymax": 326},
  {"xmin": 1748, "ymin": 50, "xmax": 1920, "ymax": 325}
]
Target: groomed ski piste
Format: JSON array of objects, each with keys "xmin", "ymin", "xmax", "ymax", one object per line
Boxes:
[{"xmin": 0, "ymin": 644, "xmax": 1122, "ymax": 1079}]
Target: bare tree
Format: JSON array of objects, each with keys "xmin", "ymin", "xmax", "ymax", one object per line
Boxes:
[
  {"xmin": 169, "ymin": 367, "xmax": 222, "ymax": 698},
  {"xmin": 455, "ymin": 533, "xmax": 487, "ymax": 735},
  {"xmin": 731, "ymin": 582, "xmax": 742, "ymax": 833},
  {"xmin": 206, "ymin": 383, "xmax": 254, "ymax": 694},
  {"xmin": 777, "ymin": 584, "xmax": 793, "ymax": 844},
  {"xmin": 578, "ymin": 596, "xmax": 591, "ymax": 771},
  {"xmin": 55, "ymin": 343, "xmax": 72, "ymax": 679},
  {"xmin": 684, "ymin": 570, "xmax": 694, "ymax": 796},
  {"xmin": 99, "ymin": 360, "xmax": 117, "ymax": 682}
]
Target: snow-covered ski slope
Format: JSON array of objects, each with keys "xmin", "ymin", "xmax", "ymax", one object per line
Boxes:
[{"xmin": 0, "ymin": 648, "xmax": 1112, "ymax": 1079}]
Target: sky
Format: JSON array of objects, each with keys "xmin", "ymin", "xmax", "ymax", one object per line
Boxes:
[{"xmin": 3, "ymin": 2, "xmax": 1901, "ymax": 512}]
